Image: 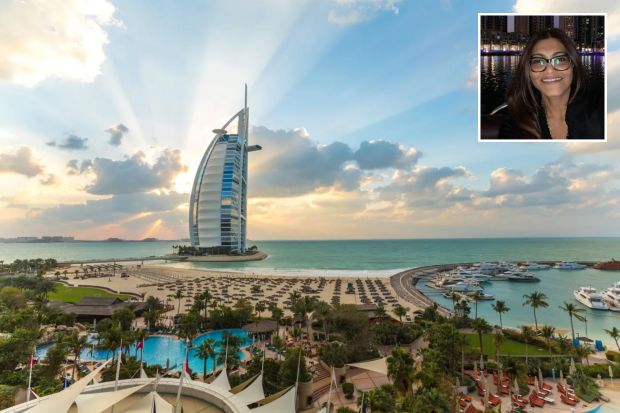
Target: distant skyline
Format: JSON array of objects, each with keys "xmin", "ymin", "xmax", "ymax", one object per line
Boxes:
[{"xmin": 1, "ymin": 0, "xmax": 619, "ymax": 241}]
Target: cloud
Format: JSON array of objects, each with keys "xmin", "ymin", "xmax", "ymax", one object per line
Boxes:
[
  {"xmin": 39, "ymin": 174, "xmax": 59, "ymax": 186},
  {"xmin": 377, "ymin": 165, "xmax": 473, "ymax": 208},
  {"xmin": 0, "ymin": 146, "xmax": 44, "ymax": 177},
  {"xmin": 249, "ymin": 126, "xmax": 358, "ymax": 197},
  {"xmin": 481, "ymin": 157, "xmax": 615, "ymax": 208},
  {"xmin": 47, "ymin": 134, "xmax": 88, "ymax": 150},
  {"xmin": 84, "ymin": 149, "xmax": 188, "ymax": 194},
  {"xmin": 105, "ymin": 124, "xmax": 129, "ymax": 146},
  {"xmin": 0, "ymin": 0, "xmax": 121, "ymax": 87},
  {"xmin": 248, "ymin": 126, "xmax": 423, "ymax": 197},
  {"xmin": 512, "ymin": 0, "xmax": 620, "ymax": 39},
  {"xmin": 31, "ymin": 192, "xmax": 187, "ymax": 225},
  {"xmin": 354, "ymin": 140, "xmax": 421, "ymax": 170},
  {"xmin": 328, "ymin": 0, "xmax": 400, "ymax": 26}
]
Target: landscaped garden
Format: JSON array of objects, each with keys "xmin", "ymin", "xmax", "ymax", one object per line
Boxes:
[{"xmin": 49, "ymin": 283, "xmax": 129, "ymax": 303}]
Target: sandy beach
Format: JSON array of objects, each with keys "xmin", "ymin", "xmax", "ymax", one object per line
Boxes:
[{"xmin": 52, "ymin": 263, "xmax": 421, "ymax": 319}]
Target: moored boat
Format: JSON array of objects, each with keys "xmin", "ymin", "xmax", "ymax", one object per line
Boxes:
[
  {"xmin": 594, "ymin": 259, "xmax": 620, "ymax": 271},
  {"xmin": 602, "ymin": 281, "xmax": 620, "ymax": 311},
  {"xmin": 554, "ymin": 261, "xmax": 587, "ymax": 270},
  {"xmin": 574, "ymin": 287, "xmax": 609, "ymax": 310}
]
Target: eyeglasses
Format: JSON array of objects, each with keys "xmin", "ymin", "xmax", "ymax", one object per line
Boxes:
[{"xmin": 529, "ymin": 55, "xmax": 571, "ymax": 72}]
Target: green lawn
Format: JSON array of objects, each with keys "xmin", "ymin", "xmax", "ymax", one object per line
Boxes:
[
  {"xmin": 49, "ymin": 283, "xmax": 130, "ymax": 303},
  {"xmin": 465, "ymin": 333, "xmax": 551, "ymax": 356}
]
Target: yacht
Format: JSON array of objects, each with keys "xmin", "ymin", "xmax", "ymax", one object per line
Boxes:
[
  {"xmin": 555, "ymin": 261, "xmax": 587, "ymax": 270},
  {"xmin": 502, "ymin": 270, "xmax": 540, "ymax": 282},
  {"xmin": 519, "ymin": 262, "xmax": 550, "ymax": 271},
  {"xmin": 445, "ymin": 281, "xmax": 483, "ymax": 293},
  {"xmin": 602, "ymin": 281, "xmax": 620, "ymax": 311},
  {"xmin": 574, "ymin": 287, "xmax": 609, "ymax": 310},
  {"xmin": 453, "ymin": 267, "xmax": 493, "ymax": 282}
]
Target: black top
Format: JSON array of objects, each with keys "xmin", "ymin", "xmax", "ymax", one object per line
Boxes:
[{"xmin": 498, "ymin": 91, "xmax": 604, "ymax": 140}]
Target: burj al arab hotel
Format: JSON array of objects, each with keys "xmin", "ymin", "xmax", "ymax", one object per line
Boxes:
[{"xmin": 189, "ymin": 86, "xmax": 261, "ymax": 254}]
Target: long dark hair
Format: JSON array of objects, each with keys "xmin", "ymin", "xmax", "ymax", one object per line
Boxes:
[{"xmin": 506, "ymin": 28, "xmax": 587, "ymax": 139}]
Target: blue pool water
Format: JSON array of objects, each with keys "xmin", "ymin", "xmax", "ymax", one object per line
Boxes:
[
  {"xmin": 587, "ymin": 404, "xmax": 620, "ymax": 413},
  {"xmin": 36, "ymin": 329, "xmax": 251, "ymax": 373}
]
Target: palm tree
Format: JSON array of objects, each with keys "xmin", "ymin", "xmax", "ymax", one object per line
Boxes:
[
  {"xmin": 65, "ymin": 331, "xmax": 88, "ymax": 381},
  {"xmin": 471, "ymin": 290, "xmax": 483, "ymax": 318},
  {"xmin": 386, "ymin": 346, "xmax": 415, "ymax": 396},
  {"xmin": 559, "ymin": 301, "xmax": 586, "ymax": 341},
  {"xmin": 197, "ymin": 339, "xmax": 216, "ymax": 380},
  {"xmin": 472, "ymin": 318, "xmax": 491, "ymax": 358},
  {"xmin": 313, "ymin": 301, "xmax": 332, "ymax": 341},
  {"xmin": 521, "ymin": 325, "xmax": 534, "ymax": 365},
  {"xmin": 604, "ymin": 327, "xmax": 620, "ymax": 351},
  {"xmin": 540, "ymin": 325, "xmax": 556, "ymax": 354},
  {"xmin": 270, "ymin": 304, "xmax": 284, "ymax": 338},
  {"xmin": 174, "ymin": 290, "xmax": 184, "ymax": 316},
  {"xmin": 492, "ymin": 300, "xmax": 510, "ymax": 330},
  {"xmin": 522, "ymin": 292, "xmax": 548, "ymax": 331},
  {"xmin": 574, "ymin": 344, "xmax": 592, "ymax": 366},
  {"xmin": 493, "ymin": 332, "xmax": 505, "ymax": 363},
  {"xmin": 375, "ymin": 305, "xmax": 387, "ymax": 318},
  {"xmin": 392, "ymin": 304, "xmax": 408, "ymax": 325},
  {"xmin": 255, "ymin": 302, "xmax": 266, "ymax": 319}
]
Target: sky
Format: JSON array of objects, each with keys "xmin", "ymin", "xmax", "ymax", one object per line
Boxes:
[{"xmin": 0, "ymin": 0, "xmax": 619, "ymax": 241}]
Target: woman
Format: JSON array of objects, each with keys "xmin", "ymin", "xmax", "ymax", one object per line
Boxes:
[{"xmin": 498, "ymin": 28, "xmax": 604, "ymax": 140}]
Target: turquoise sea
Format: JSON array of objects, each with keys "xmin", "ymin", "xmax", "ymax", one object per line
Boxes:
[{"xmin": 3, "ymin": 238, "xmax": 620, "ymax": 341}]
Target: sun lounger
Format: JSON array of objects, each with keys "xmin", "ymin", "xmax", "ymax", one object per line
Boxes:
[{"xmin": 561, "ymin": 394, "xmax": 577, "ymax": 406}]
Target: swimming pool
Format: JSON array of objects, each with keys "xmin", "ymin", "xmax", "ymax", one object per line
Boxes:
[
  {"xmin": 587, "ymin": 403, "xmax": 620, "ymax": 413},
  {"xmin": 36, "ymin": 329, "xmax": 251, "ymax": 373}
]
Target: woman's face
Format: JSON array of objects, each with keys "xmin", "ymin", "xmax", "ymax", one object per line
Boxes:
[{"xmin": 529, "ymin": 38, "xmax": 573, "ymax": 99}]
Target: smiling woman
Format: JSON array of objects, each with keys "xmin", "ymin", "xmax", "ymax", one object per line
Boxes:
[
  {"xmin": 479, "ymin": 15, "xmax": 606, "ymax": 142},
  {"xmin": 498, "ymin": 28, "xmax": 604, "ymax": 140}
]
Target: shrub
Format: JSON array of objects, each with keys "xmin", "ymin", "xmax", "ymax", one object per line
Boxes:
[
  {"xmin": 342, "ymin": 382, "xmax": 354, "ymax": 399},
  {"xmin": 336, "ymin": 408, "xmax": 356, "ymax": 413},
  {"xmin": 605, "ymin": 350, "xmax": 619, "ymax": 361},
  {"xmin": 0, "ymin": 385, "xmax": 16, "ymax": 410}
]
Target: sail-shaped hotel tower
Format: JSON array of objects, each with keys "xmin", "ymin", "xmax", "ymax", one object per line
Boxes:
[{"xmin": 189, "ymin": 86, "xmax": 261, "ymax": 253}]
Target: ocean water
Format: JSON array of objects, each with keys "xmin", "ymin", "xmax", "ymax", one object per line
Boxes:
[
  {"xmin": 35, "ymin": 329, "xmax": 251, "ymax": 372},
  {"xmin": 3, "ymin": 238, "xmax": 620, "ymax": 271},
  {"xmin": 4, "ymin": 238, "xmax": 620, "ymax": 341}
]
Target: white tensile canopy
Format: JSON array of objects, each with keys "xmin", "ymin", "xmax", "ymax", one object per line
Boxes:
[
  {"xmin": 233, "ymin": 373, "xmax": 265, "ymax": 405},
  {"xmin": 346, "ymin": 357, "xmax": 389, "ymax": 376},
  {"xmin": 251, "ymin": 386, "xmax": 296, "ymax": 413},
  {"xmin": 75, "ymin": 381, "xmax": 154, "ymax": 413},
  {"xmin": 122, "ymin": 391, "xmax": 173, "ymax": 413},
  {"xmin": 24, "ymin": 361, "xmax": 110, "ymax": 413},
  {"xmin": 210, "ymin": 369, "xmax": 231, "ymax": 391},
  {"xmin": 139, "ymin": 368, "xmax": 149, "ymax": 379}
]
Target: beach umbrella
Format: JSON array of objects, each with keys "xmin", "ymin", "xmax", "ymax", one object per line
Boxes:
[
  {"xmin": 538, "ymin": 368, "xmax": 544, "ymax": 386},
  {"xmin": 480, "ymin": 354, "xmax": 485, "ymax": 371},
  {"xmin": 534, "ymin": 376, "xmax": 539, "ymax": 392},
  {"xmin": 474, "ymin": 360, "xmax": 478, "ymax": 374},
  {"xmin": 560, "ymin": 369, "xmax": 565, "ymax": 386},
  {"xmin": 483, "ymin": 375, "xmax": 489, "ymax": 408},
  {"xmin": 609, "ymin": 365, "xmax": 614, "ymax": 384},
  {"xmin": 570, "ymin": 358, "xmax": 576, "ymax": 375},
  {"xmin": 513, "ymin": 377, "xmax": 520, "ymax": 396}
]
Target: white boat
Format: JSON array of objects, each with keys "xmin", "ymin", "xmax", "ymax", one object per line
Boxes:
[
  {"xmin": 602, "ymin": 281, "xmax": 620, "ymax": 311},
  {"xmin": 555, "ymin": 261, "xmax": 587, "ymax": 270},
  {"xmin": 574, "ymin": 287, "xmax": 609, "ymax": 310},
  {"xmin": 445, "ymin": 281, "xmax": 483, "ymax": 293},
  {"xmin": 519, "ymin": 262, "xmax": 550, "ymax": 270},
  {"xmin": 502, "ymin": 270, "xmax": 540, "ymax": 282}
]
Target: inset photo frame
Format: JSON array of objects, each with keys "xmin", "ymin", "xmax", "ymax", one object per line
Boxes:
[{"xmin": 478, "ymin": 14, "xmax": 606, "ymax": 142}]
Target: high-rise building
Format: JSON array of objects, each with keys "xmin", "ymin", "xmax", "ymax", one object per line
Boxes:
[
  {"xmin": 529, "ymin": 16, "xmax": 554, "ymax": 35},
  {"xmin": 514, "ymin": 16, "xmax": 529, "ymax": 35},
  {"xmin": 188, "ymin": 86, "xmax": 262, "ymax": 254},
  {"xmin": 559, "ymin": 16, "xmax": 576, "ymax": 40}
]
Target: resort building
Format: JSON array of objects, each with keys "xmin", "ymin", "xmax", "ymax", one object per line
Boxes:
[
  {"xmin": 49, "ymin": 297, "xmax": 148, "ymax": 321},
  {"xmin": 188, "ymin": 86, "xmax": 261, "ymax": 254}
]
